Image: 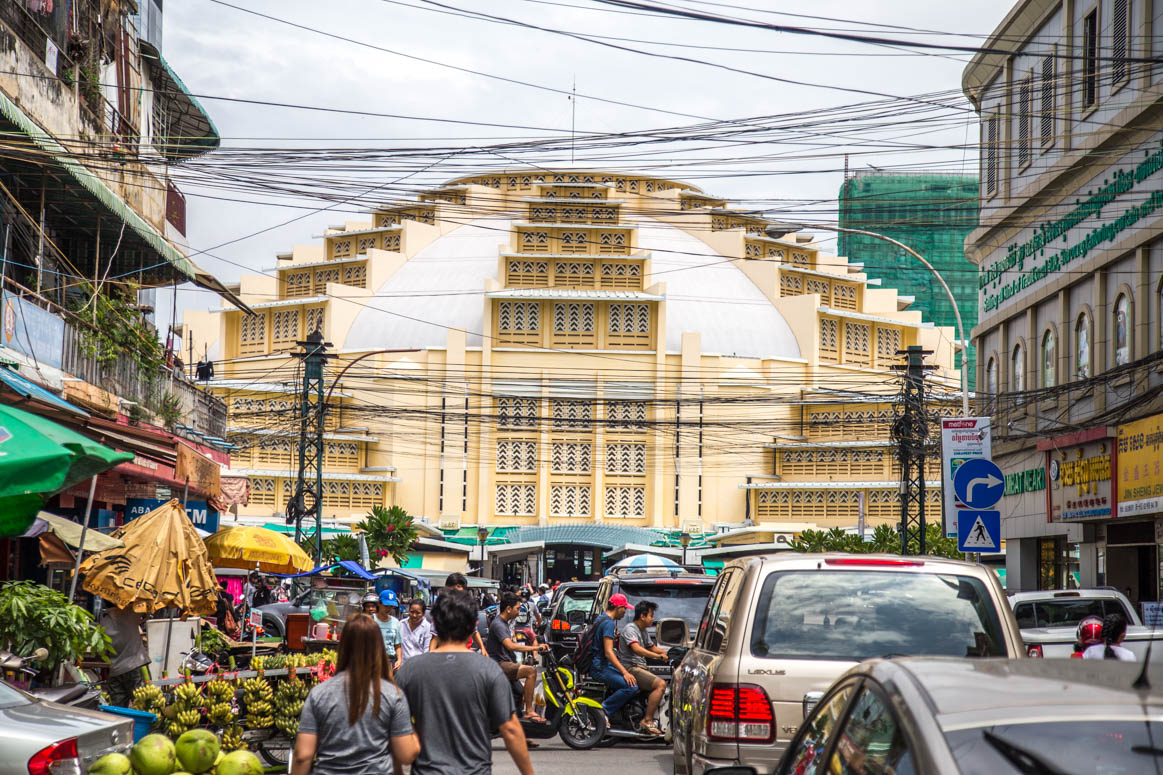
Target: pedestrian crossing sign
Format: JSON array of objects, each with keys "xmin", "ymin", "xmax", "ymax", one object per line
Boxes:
[{"xmin": 957, "ymin": 509, "xmax": 1000, "ymax": 553}]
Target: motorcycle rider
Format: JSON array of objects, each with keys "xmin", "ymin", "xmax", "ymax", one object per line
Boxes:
[
  {"xmin": 487, "ymin": 592, "xmax": 549, "ymax": 723},
  {"xmin": 592, "ymin": 593, "xmax": 638, "ymax": 724},
  {"xmin": 1071, "ymin": 615, "xmax": 1104, "ymax": 659},
  {"xmin": 618, "ymin": 600, "xmax": 669, "ymax": 736}
]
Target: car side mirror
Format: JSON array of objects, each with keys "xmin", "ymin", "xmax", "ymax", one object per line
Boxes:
[
  {"xmin": 656, "ymin": 617, "xmax": 689, "ymax": 647},
  {"xmin": 566, "ymin": 609, "xmax": 586, "ymax": 625}
]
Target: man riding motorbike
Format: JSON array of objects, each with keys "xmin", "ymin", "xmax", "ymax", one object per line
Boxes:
[{"xmin": 618, "ymin": 600, "xmax": 669, "ymax": 736}]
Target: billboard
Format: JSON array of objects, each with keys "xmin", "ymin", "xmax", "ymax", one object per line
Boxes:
[
  {"xmin": 1, "ymin": 290, "xmax": 64, "ymax": 369},
  {"xmin": 1047, "ymin": 439, "xmax": 1113, "ymax": 521},
  {"xmin": 126, "ymin": 498, "xmax": 220, "ymax": 533},
  {"xmin": 1117, "ymin": 414, "xmax": 1163, "ymax": 518},
  {"xmin": 940, "ymin": 417, "xmax": 992, "ymax": 536}
]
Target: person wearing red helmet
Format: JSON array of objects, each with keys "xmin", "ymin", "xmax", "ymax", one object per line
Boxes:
[{"xmin": 1071, "ymin": 616, "xmax": 1104, "ymax": 659}]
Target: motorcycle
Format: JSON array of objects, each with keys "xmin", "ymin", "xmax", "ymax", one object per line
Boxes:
[
  {"xmin": 508, "ymin": 647, "xmax": 607, "ymax": 750},
  {"xmin": 572, "ymin": 646, "xmax": 687, "ymax": 746},
  {"xmin": 0, "ymin": 647, "xmax": 104, "ymax": 709}
]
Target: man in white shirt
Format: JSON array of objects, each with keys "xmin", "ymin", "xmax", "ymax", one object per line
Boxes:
[{"xmin": 400, "ymin": 598, "xmax": 434, "ymax": 661}]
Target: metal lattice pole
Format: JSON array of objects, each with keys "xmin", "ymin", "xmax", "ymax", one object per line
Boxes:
[
  {"xmin": 891, "ymin": 346, "xmax": 934, "ymax": 555},
  {"xmin": 289, "ymin": 330, "xmax": 333, "ymax": 564}
]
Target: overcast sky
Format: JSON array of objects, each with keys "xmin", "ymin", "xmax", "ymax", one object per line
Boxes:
[{"xmin": 158, "ymin": 0, "xmax": 1014, "ymax": 331}]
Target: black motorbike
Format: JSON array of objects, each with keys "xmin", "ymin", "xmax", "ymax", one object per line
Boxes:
[
  {"xmin": 0, "ymin": 647, "xmax": 104, "ymax": 709},
  {"xmin": 573, "ymin": 646, "xmax": 687, "ymax": 746}
]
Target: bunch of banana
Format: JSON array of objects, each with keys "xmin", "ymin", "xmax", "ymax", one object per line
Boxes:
[
  {"xmin": 265, "ymin": 653, "xmax": 287, "ymax": 670},
  {"xmin": 220, "ymin": 722, "xmax": 247, "ymax": 752},
  {"xmin": 250, "ymin": 655, "xmax": 267, "ymax": 671},
  {"xmin": 206, "ymin": 678, "xmax": 236, "ymax": 703},
  {"xmin": 271, "ymin": 674, "xmax": 309, "ymax": 737},
  {"xmin": 208, "ymin": 700, "xmax": 235, "ymax": 725},
  {"xmin": 242, "ymin": 676, "xmax": 274, "ymax": 729},
  {"xmin": 130, "ymin": 684, "xmax": 166, "ymax": 715}
]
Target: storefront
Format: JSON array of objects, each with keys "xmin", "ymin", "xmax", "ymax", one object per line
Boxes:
[{"xmin": 1109, "ymin": 413, "xmax": 1163, "ymax": 606}]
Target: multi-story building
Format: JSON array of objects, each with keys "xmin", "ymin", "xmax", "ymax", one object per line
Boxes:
[
  {"xmin": 964, "ymin": 0, "xmax": 1163, "ymax": 597},
  {"xmin": 837, "ymin": 171, "xmax": 980, "ymax": 384},
  {"xmin": 186, "ymin": 171, "xmax": 960, "ymax": 579},
  {"xmin": 0, "ymin": 1, "xmax": 235, "ymax": 580}
]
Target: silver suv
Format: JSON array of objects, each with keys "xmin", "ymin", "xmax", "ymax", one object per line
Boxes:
[{"xmin": 663, "ymin": 553, "xmax": 1023, "ymax": 775}]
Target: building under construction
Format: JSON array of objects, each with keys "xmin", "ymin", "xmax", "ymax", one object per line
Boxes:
[{"xmin": 837, "ymin": 171, "xmax": 979, "ymax": 384}]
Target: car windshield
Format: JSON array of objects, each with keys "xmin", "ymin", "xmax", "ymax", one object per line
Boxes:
[
  {"xmin": 750, "ymin": 571, "xmax": 1008, "ymax": 660},
  {"xmin": 560, "ymin": 588, "xmax": 596, "ymax": 615},
  {"xmin": 619, "ymin": 582, "xmax": 714, "ymax": 631},
  {"xmin": 946, "ymin": 720, "xmax": 1163, "ymax": 773},
  {"xmin": 1013, "ymin": 598, "xmax": 1118, "ymax": 628}
]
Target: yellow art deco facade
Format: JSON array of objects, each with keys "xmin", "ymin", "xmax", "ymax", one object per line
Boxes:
[{"xmin": 184, "ymin": 171, "xmax": 960, "ymax": 533}]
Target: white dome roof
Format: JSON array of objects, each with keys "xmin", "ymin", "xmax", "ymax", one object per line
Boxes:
[{"xmin": 343, "ymin": 217, "xmax": 801, "ymax": 360}]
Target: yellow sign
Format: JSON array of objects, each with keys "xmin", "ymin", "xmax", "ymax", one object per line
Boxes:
[{"xmin": 1116, "ymin": 414, "xmax": 1163, "ymax": 517}]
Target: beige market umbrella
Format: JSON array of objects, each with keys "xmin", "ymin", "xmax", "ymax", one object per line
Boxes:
[{"xmin": 79, "ymin": 499, "xmax": 218, "ymax": 615}]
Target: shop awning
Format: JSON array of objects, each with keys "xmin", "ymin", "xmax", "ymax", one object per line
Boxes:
[
  {"xmin": 138, "ymin": 41, "xmax": 221, "ymax": 159},
  {"xmin": 0, "ymin": 366, "xmax": 89, "ymax": 418}
]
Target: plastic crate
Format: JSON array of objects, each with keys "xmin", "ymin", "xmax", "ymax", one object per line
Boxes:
[{"xmin": 98, "ymin": 705, "xmax": 156, "ymax": 742}]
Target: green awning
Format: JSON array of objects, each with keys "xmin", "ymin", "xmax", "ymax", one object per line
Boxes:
[{"xmin": 139, "ymin": 41, "xmax": 221, "ymax": 159}]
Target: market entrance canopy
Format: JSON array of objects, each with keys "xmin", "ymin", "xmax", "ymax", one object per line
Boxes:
[{"xmin": 0, "ymin": 404, "xmax": 133, "ymax": 537}]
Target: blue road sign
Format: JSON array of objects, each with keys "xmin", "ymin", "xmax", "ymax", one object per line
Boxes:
[
  {"xmin": 957, "ymin": 509, "xmax": 1001, "ymax": 552},
  {"xmin": 952, "ymin": 458, "xmax": 1005, "ymax": 509}
]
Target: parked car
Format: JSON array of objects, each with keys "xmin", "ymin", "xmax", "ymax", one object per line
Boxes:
[
  {"xmin": 663, "ymin": 553, "xmax": 1023, "ymax": 775},
  {"xmin": 1009, "ymin": 587, "xmax": 1163, "ymax": 659},
  {"xmin": 0, "ymin": 680, "xmax": 133, "ymax": 775},
  {"xmin": 774, "ymin": 657, "xmax": 1163, "ymax": 775},
  {"xmin": 590, "ymin": 569, "xmax": 716, "ymax": 654},
  {"xmin": 542, "ymin": 581, "xmax": 598, "ymax": 657}
]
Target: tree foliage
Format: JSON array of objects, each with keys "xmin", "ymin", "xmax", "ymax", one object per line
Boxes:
[
  {"xmin": 787, "ymin": 524, "xmax": 963, "ymax": 559},
  {"xmin": 0, "ymin": 581, "xmax": 112, "ymax": 669},
  {"xmin": 358, "ymin": 505, "xmax": 420, "ymax": 566}
]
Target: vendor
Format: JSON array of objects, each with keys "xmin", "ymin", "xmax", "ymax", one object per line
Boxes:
[{"xmin": 100, "ymin": 604, "xmax": 149, "ymax": 707}]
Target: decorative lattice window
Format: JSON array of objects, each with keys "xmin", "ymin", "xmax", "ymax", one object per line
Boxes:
[
  {"xmin": 599, "ymin": 262, "xmax": 641, "ymax": 289},
  {"xmin": 357, "ymin": 236, "xmax": 377, "ymax": 254},
  {"xmin": 521, "ymin": 231, "xmax": 551, "ymax": 253},
  {"xmin": 240, "ymin": 313, "xmax": 266, "ymax": 345},
  {"xmin": 833, "ymin": 284, "xmax": 857, "ymax": 310},
  {"xmin": 876, "ymin": 327, "xmax": 902, "ymax": 365},
  {"xmin": 597, "ymin": 232, "xmax": 628, "ymax": 254},
  {"xmin": 607, "ymin": 401, "xmax": 647, "ymax": 430},
  {"xmin": 249, "ymin": 477, "xmax": 276, "ymax": 506},
  {"xmin": 819, "ymin": 318, "xmax": 839, "ymax": 362},
  {"xmin": 592, "ymin": 207, "xmax": 616, "ymax": 222},
  {"xmin": 559, "ymin": 231, "xmax": 588, "ymax": 254},
  {"xmin": 271, "ymin": 309, "xmax": 300, "ymax": 350},
  {"xmin": 496, "ymin": 483, "xmax": 537, "ymax": 515},
  {"xmin": 553, "ymin": 303, "xmax": 595, "ymax": 333},
  {"xmin": 331, "ymin": 239, "xmax": 353, "ymax": 259},
  {"xmin": 550, "ymin": 442, "xmax": 592, "ymax": 473},
  {"xmin": 497, "ymin": 440, "xmax": 537, "ymax": 472},
  {"xmin": 508, "ymin": 260, "xmax": 550, "ymax": 287},
  {"xmin": 551, "ymin": 400, "xmax": 593, "ymax": 429},
  {"xmin": 285, "ymin": 272, "xmax": 311, "ymax": 298},
  {"xmin": 324, "ymin": 441, "xmax": 359, "ymax": 468},
  {"xmin": 498, "ymin": 302, "xmax": 540, "ymax": 333},
  {"xmin": 305, "ymin": 307, "xmax": 325, "ymax": 337},
  {"xmin": 498, "ymin": 397, "xmax": 538, "ymax": 429},
  {"xmin": 806, "ymin": 277, "xmax": 831, "ymax": 303},
  {"xmin": 791, "ymin": 252, "xmax": 810, "ymax": 267},
  {"xmin": 608, "ymin": 303, "xmax": 651, "ymax": 338},
  {"xmin": 561, "ymin": 206, "xmax": 586, "ymax": 223},
  {"xmin": 384, "ymin": 233, "xmax": 401, "ymax": 251},
  {"xmin": 343, "ymin": 263, "xmax": 367, "ymax": 288},
  {"xmin": 844, "ymin": 322, "xmax": 871, "ymax": 366},
  {"xmin": 780, "ymin": 273, "xmax": 803, "ymax": 296},
  {"xmin": 605, "ymin": 443, "xmax": 647, "ymax": 474},
  {"xmin": 711, "ymin": 215, "xmax": 727, "ymax": 231},
  {"xmin": 604, "ymin": 486, "xmax": 646, "ymax": 518},
  {"xmin": 550, "ymin": 485, "xmax": 591, "ymax": 517},
  {"xmin": 378, "ymin": 213, "xmax": 400, "ymax": 227},
  {"xmin": 531, "ymin": 206, "xmax": 556, "ymax": 222},
  {"xmin": 554, "ymin": 261, "xmax": 595, "ymax": 287},
  {"xmin": 314, "ymin": 268, "xmax": 340, "ymax": 294}
]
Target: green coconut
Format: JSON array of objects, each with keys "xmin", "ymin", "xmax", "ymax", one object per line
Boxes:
[
  {"xmin": 88, "ymin": 752, "xmax": 132, "ymax": 775},
  {"xmin": 128, "ymin": 734, "xmax": 176, "ymax": 775},
  {"xmin": 213, "ymin": 751, "xmax": 262, "ymax": 775},
  {"xmin": 174, "ymin": 729, "xmax": 220, "ymax": 774}
]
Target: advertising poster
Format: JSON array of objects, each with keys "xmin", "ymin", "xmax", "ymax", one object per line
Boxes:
[{"xmin": 941, "ymin": 417, "xmax": 992, "ymax": 536}]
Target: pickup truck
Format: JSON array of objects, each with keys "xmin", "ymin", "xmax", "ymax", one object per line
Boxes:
[{"xmin": 1011, "ymin": 588, "xmax": 1163, "ymax": 661}]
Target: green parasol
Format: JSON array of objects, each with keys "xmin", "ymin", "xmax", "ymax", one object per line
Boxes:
[{"xmin": 0, "ymin": 404, "xmax": 133, "ymax": 537}]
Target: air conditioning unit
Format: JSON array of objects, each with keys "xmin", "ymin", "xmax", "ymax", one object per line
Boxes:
[{"xmin": 438, "ymin": 518, "xmax": 461, "ymax": 531}]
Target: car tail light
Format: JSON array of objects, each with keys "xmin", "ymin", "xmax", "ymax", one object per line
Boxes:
[
  {"xmin": 551, "ymin": 619, "xmax": 569, "ymax": 630},
  {"xmin": 824, "ymin": 558, "xmax": 924, "ymax": 567},
  {"xmin": 28, "ymin": 738, "xmax": 80, "ymax": 775},
  {"xmin": 706, "ymin": 683, "xmax": 775, "ymax": 743},
  {"xmin": 1027, "ymin": 645, "xmax": 1043, "ymax": 658}
]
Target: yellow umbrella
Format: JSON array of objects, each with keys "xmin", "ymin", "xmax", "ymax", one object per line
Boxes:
[
  {"xmin": 79, "ymin": 499, "xmax": 218, "ymax": 615},
  {"xmin": 203, "ymin": 526, "xmax": 313, "ymax": 574}
]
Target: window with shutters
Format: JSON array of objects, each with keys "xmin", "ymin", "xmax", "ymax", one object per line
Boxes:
[
  {"xmin": 256, "ymin": 437, "xmax": 293, "ymax": 468},
  {"xmin": 604, "ymin": 485, "xmax": 646, "ymax": 519},
  {"xmin": 1018, "ymin": 75, "xmax": 1033, "ymax": 170},
  {"xmin": 559, "ymin": 231, "xmax": 588, "ymax": 254},
  {"xmin": 806, "ymin": 277, "xmax": 831, "ymax": 305},
  {"xmin": 551, "ymin": 400, "xmax": 592, "ymax": 430},
  {"xmin": 383, "ymin": 233, "xmax": 401, "ymax": 252},
  {"xmin": 357, "ymin": 236, "xmax": 377, "ymax": 254},
  {"xmin": 284, "ymin": 272, "xmax": 311, "ymax": 298},
  {"xmin": 329, "ymin": 239, "xmax": 353, "ymax": 260},
  {"xmin": 819, "ymin": 318, "xmax": 839, "ymax": 363},
  {"xmin": 239, "ymin": 313, "xmax": 267, "ymax": 356},
  {"xmin": 496, "ymin": 483, "xmax": 537, "ymax": 516},
  {"xmin": 249, "ymin": 477, "xmax": 276, "ymax": 507},
  {"xmin": 497, "ymin": 440, "xmax": 538, "ymax": 472},
  {"xmin": 271, "ymin": 309, "xmax": 300, "ymax": 351},
  {"xmin": 605, "ymin": 443, "xmax": 647, "ymax": 475},
  {"xmin": 554, "ymin": 261, "xmax": 595, "ymax": 287},
  {"xmin": 780, "ymin": 272, "xmax": 804, "ymax": 297},
  {"xmin": 844, "ymin": 322, "xmax": 872, "ymax": 367},
  {"xmin": 790, "ymin": 252, "xmax": 811, "ymax": 267},
  {"xmin": 499, "ymin": 397, "xmax": 539, "ymax": 429},
  {"xmin": 378, "ymin": 213, "xmax": 400, "ymax": 227},
  {"xmin": 875, "ymin": 327, "xmax": 902, "ymax": 367},
  {"xmin": 599, "ymin": 262, "xmax": 642, "ymax": 290},
  {"xmin": 521, "ymin": 230, "xmax": 551, "ymax": 253},
  {"xmin": 1081, "ymin": 9, "xmax": 1098, "ymax": 109},
  {"xmin": 343, "ymin": 263, "xmax": 367, "ymax": 288},
  {"xmin": 755, "ymin": 490, "xmax": 791, "ymax": 519},
  {"xmin": 1112, "ymin": 0, "xmax": 1131, "ymax": 87},
  {"xmin": 1040, "ymin": 53, "xmax": 1055, "ymax": 147},
  {"xmin": 314, "ymin": 268, "xmax": 340, "ymax": 295},
  {"xmin": 551, "ymin": 442, "xmax": 592, "ymax": 473},
  {"xmin": 507, "ymin": 260, "xmax": 549, "ymax": 287},
  {"xmin": 497, "ymin": 301, "xmax": 541, "ymax": 346},
  {"xmin": 324, "ymin": 441, "xmax": 360, "ymax": 470},
  {"xmin": 530, "ymin": 206, "xmax": 557, "ymax": 223},
  {"xmin": 832, "ymin": 283, "xmax": 858, "ymax": 310},
  {"xmin": 551, "ymin": 303, "xmax": 596, "ymax": 347},
  {"xmin": 550, "ymin": 485, "xmax": 591, "ymax": 517},
  {"xmin": 983, "ymin": 115, "xmax": 999, "ymax": 197},
  {"xmin": 607, "ymin": 303, "xmax": 651, "ymax": 348},
  {"xmin": 305, "ymin": 307, "xmax": 325, "ymax": 337}
]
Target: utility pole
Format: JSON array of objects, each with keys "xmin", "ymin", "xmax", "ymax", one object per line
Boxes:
[
  {"xmin": 891, "ymin": 346, "xmax": 934, "ymax": 555},
  {"xmin": 289, "ymin": 329, "xmax": 334, "ymax": 565}
]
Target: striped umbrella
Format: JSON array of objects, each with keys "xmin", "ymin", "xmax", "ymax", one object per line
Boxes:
[{"xmin": 610, "ymin": 553, "xmax": 682, "ymax": 573}]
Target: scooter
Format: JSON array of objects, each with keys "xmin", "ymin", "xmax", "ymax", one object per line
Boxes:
[
  {"xmin": 0, "ymin": 647, "xmax": 103, "ymax": 709},
  {"xmin": 573, "ymin": 647, "xmax": 687, "ymax": 746},
  {"xmin": 510, "ymin": 648, "xmax": 607, "ymax": 749}
]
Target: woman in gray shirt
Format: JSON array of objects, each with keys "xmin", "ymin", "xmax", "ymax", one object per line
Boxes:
[{"xmin": 292, "ymin": 614, "xmax": 420, "ymax": 775}]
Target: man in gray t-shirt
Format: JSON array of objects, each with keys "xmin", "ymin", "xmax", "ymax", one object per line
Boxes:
[
  {"xmin": 298, "ymin": 674, "xmax": 413, "ymax": 775},
  {"xmin": 398, "ymin": 590, "xmax": 534, "ymax": 775},
  {"xmin": 617, "ymin": 600, "xmax": 670, "ymax": 736}
]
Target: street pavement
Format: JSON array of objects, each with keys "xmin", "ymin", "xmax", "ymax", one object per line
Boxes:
[{"xmin": 489, "ymin": 736, "xmax": 673, "ymax": 774}]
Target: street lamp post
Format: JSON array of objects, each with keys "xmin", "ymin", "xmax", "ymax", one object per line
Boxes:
[
  {"xmin": 680, "ymin": 531, "xmax": 692, "ymax": 568},
  {"xmin": 477, "ymin": 526, "xmax": 489, "ymax": 569},
  {"xmin": 765, "ymin": 224, "xmax": 970, "ymax": 417}
]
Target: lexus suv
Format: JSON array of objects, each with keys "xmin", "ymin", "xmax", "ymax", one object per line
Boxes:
[{"xmin": 664, "ymin": 553, "xmax": 1023, "ymax": 775}]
